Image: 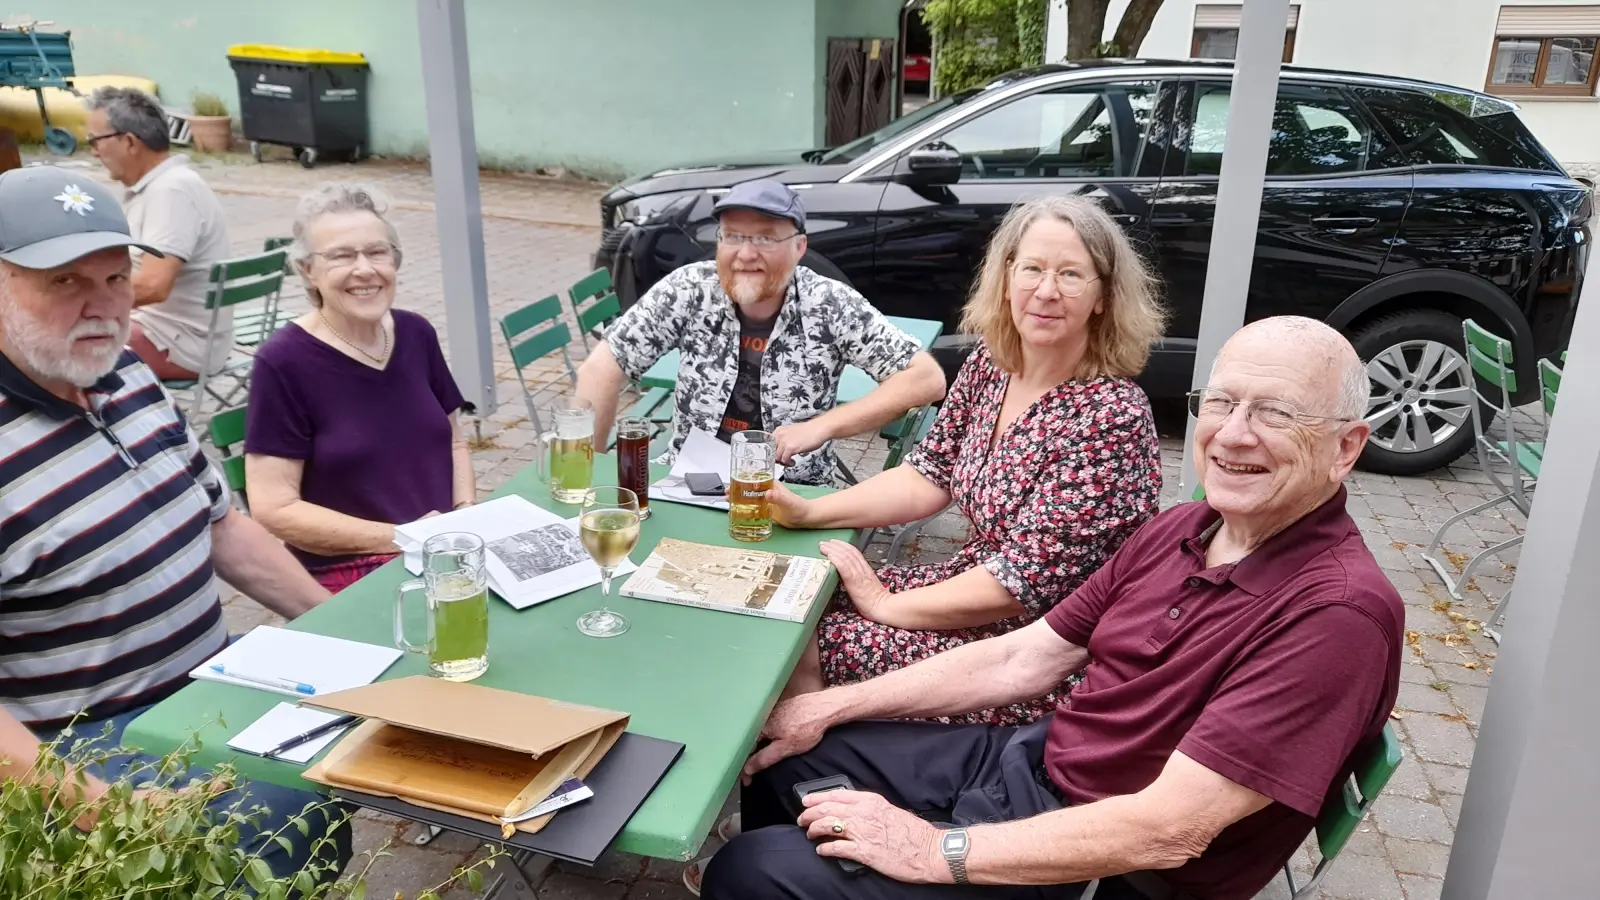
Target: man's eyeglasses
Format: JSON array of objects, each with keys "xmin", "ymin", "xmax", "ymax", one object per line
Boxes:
[
  {"xmin": 84, "ymin": 131, "xmax": 127, "ymax": 148},
  {"xmin": 311, "ymin": 243, "xmax": 399, "ymax": 269},
  {"xmin": 1010, "ymin": 261, "xmax": 1100, "ymax": 298},
  {"xmin": 1186, "ymin": 388, "xmax": 1353, "ymax": 431},
  {"xmin": 717, "ymin": 229, "xmax": 801, "ymax": 249}
]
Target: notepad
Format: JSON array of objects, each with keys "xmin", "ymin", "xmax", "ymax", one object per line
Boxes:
[
  {"xmin": 190, "ymin": 626, "xmax": 402, "ymax": 698},
  {"xmin": 228, "ymin": 703, "xmax": 351, "ymax": 764}
]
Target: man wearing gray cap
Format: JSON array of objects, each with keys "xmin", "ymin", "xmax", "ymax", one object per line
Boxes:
[
  {"xmin": 0, "ymin": 167, "xmax": 349, "ymax": 881},
  {"xmin": 576, "ymin": 178, "xmax": 946, "ymax": 485}
]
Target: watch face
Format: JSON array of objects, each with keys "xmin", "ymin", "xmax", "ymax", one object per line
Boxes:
[{"xmin": 942, "ymin": 830, "xmax": 969, "ymax": 854}]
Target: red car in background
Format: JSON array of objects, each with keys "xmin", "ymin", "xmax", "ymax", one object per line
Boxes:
[{"xmin": 903, "ymin": 53, "xmax": 931, "ymax": 90}]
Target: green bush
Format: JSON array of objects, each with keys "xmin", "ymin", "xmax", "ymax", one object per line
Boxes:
[
  {"xmin": 0, "ymin": 724, "xmax": 501, "ymax": 899},
  {"xmin": 192, "ymin": 92, "xmax": 230, "ymax": 118},
  {"xmin": 923, "ymin": 0, "xmax": 1050, "ymax": 96}
]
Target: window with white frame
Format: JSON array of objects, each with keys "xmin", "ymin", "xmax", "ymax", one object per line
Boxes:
[
  {"xmin": 1487, "ymin": 5, "xmax": 1600, "ymax": 96},
  {"xmin": 1191, "ymin": 4, "xmax": 1300, "ymax": 63}
]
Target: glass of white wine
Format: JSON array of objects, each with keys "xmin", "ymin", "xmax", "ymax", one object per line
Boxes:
[{"xmin": 576, "ymin": 486, "xmax": 641, "ymax": 638}]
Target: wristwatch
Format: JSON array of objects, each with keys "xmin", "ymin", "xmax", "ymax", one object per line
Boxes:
[{"xmin": 941, "ymin": 827, "xmax": 970, "ymax": 885}]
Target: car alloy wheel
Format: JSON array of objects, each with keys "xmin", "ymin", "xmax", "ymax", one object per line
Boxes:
[{"xmin": 1364, "ymin": 338, "xmax": 1474, "ymax": 456}]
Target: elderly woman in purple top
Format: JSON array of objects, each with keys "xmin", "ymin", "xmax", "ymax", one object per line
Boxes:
[{"xmin": 245, "ymin": 183, "xmax": 474, "ymax": 592}]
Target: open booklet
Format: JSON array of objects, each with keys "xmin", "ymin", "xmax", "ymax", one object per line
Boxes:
[
  {"xmin": 395, "ymin": 496, "xmax": 637, "ymax": 610},
  {"xmin": 620, "ymin": 537, "xmax": 831, "ymax": 622},
  {"xmin": 648, "ymin": 429, "xmax": 786, "ymax": 511}
]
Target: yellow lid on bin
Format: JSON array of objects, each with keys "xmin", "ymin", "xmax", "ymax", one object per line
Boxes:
[{"xmin": 227, "ymin": 44, "xmax": 368, "ymax": 66}]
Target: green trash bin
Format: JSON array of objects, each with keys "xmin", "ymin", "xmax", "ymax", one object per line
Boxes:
[{"xmin": 227, "ymin": 44, "xmax": 369, "ymax": 169}]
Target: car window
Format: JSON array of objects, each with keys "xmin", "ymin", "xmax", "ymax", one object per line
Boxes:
[
  {"xmin": 1354, "ymin": 87, "xmax": 1562, "ymax": 173},
  {"xmin": 819, "ymin": 92, "xmax": 972, "ymax": 164},
  {"xmin": 1186, "ymin": 83, "xmax": 1372, "ymax": 177},
  {"xmin": 936, "ymin": 83, "xmax": 1155, "ymax": 180}
]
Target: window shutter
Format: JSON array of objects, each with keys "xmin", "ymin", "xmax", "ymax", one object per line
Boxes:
[
  {"xmin": 1194, "ymin": 5, "xmax": 1301, "ymax": 30},
  {"xmin": 1496, "ymin": 5, "xmax": 1600, "ymax": 35}
]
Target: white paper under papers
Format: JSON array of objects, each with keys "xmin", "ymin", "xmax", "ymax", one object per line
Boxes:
[
  {"xmin": 190, "ymin": 626, "xmax": 401, "ymax": 698},
  {"xmin": 649, "ymin": 429, "xmax": 785, "ymax": 511},
  {"xmin": 395, "ymin": 496, "xmax": 637, "ymax": 610},
  {"xmin": 227, "ymin": 703, "xmax": 349, "ymax": 764},
  {"xmin": 500, "ymin": 777, "xmax": 594, "ymax": 823}
]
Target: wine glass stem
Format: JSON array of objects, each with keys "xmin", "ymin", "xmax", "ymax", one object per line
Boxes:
[{"xmin": 600, "ymin": 566, "xmax": 614, "ymax": 596}]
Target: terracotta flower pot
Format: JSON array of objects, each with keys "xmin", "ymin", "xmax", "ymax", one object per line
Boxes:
[{"xmin": 187, "ymin": 115, "xmax": 233, "ymax": 153}]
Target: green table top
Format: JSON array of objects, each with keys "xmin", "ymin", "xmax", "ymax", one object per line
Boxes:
[
  {"xmin": 124, "ymin": 455, "xmax": 851, "ymax": 862},
  {"xmin": 638, "ymin": 315, "xmax": 944, "ymax": 396}
]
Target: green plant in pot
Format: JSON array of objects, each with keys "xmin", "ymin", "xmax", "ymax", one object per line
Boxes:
[
  {"xmin": 1, "ymin": 725, "xmax": 502, "ymax": 899},
  {"xmin": 188, "ymin": 92, "xmax": 233, "ymax": 153}
]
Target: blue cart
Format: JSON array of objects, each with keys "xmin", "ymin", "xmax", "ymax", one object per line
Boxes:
[{"xmin": 0, "ymin": 21, "xmax": 79, "ymax": 155}]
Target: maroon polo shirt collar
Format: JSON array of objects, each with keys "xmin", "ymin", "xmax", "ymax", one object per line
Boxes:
[{"xmin": 1179, "ymin": 486, "xmax": 1354, "ymax": 596}]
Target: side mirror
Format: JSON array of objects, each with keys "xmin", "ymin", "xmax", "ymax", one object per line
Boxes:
[{"xmin": 899, "ymin": 142, "xmax": 962, "ymax": 186}]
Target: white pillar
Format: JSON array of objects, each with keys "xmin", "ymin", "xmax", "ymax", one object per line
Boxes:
[
  {"xmin": 415, "ymin": 0, "xmax": 496, "ymax": 415},
  {"xmin": 1045, "ymin": 0, "xmax": 1070, "ymax": 63},
  {"xmin": 1442, "ymin": 247, "xmax": 1600, "ymax": 897},
  {"xmin": 1176, "ymin": 0, "xmax": 1290, "ymax": 495}
]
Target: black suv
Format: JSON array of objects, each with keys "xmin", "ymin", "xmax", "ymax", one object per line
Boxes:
[{"xmin": 595, "ymin": 60, "xmax": 1589, "ymax": 475}]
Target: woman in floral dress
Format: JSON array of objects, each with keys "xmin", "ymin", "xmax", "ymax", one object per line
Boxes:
[{"xmin": 769, "ymin": 195, "xmax": 1166, "ymax": 726}]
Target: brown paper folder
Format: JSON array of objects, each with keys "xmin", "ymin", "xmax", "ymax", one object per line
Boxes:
[{"xmin": 300, "ymin": 676, "xmax": 627, "ymax": 835}]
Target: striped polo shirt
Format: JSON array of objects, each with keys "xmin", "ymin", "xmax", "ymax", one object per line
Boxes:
[{"xmin": 0, "ymin": 349, "xmax": 230, "ymax": 728}]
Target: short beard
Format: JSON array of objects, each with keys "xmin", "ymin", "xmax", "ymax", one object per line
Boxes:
[
  {"xmin": 0, "ymin": 296, "xmax": 128, "ymax": 388},
  {"xmin": 719, "ymin": 266, "xmax": 792, "ymax": 310}
]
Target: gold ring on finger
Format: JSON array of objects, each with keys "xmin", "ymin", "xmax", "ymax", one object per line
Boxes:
[{"xmin": 831, "ymin": 819, "xmax": 846, "ymax": 835}]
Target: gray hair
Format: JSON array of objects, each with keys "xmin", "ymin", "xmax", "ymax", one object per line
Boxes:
[
  {"xmin": 85, "ymin": 87, "xmax": 171, "ymax": 152},
  {"xmin": 290, "ymin": 183, "xmax": 403, "ymax": 307},
  {"xmin": 1211, "ymin": 316, "xmax": 1370, "ymax": 420}
]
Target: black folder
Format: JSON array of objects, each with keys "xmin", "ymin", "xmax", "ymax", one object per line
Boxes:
[{"xmin": 332, "ymin": 731, "xmax": 684, "ymax": 865}]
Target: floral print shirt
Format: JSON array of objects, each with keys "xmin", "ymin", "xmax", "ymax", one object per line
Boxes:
[{"xmin": 605, "ymin": 261, "xmax": 923, "ymax": 485}]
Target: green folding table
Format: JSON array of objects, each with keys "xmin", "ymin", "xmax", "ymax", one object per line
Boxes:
[{"xmin": 124, "ymin": 454, "xmax": 852, "ymax": 892}]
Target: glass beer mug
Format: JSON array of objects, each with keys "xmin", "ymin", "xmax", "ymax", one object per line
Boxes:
[
  {"xmin": 537, "ymin": 397, "xmax": 595, "ymax": 504},
  {"xmin": 729, "ymin": 430, "xmax": 777, "ymax": 542},
  {"xmin": 394, "ymin": 532, "xmax": 490, "ymax": 682}
]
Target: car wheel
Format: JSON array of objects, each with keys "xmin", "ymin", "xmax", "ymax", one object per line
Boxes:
[{"xmin": 1349, "ymin": 309, "xmax": 1482, "ymax": 475}]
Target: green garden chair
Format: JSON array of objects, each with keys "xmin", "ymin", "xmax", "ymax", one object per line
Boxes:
[
  {"xmin": 1423, "ymin": 319, "xmax": 1539, "ymax": 603},
  {"xmin": 1082, "ymin": 724, "xmax": 1403, "ymax": 900},
  {"xmin": 230, "ymin": 237, "xmax": 298, "ymax": 349},
  {"xmin": 856, "ymin": 404, "xmax": 943, "ymax": 559},
  {"xmin": 162, "ymin": 248, "xmax": 287, "ymax": 417},
  {"xmin": 567, "ymin": 267, "xmax": 673, "ymax": 428},
  {"xmin": 207, "ymin": 405, "xmax": 249, "ymax": 511},
  {"xmin": 499, "ymin": 295, "xmax": 578, "ymax": 435}
]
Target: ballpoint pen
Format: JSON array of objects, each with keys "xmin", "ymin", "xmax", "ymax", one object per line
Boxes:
[
  {"xmin": 210, "ymin": 664, "xmax": 316, "ymax": 695},
  {"xmin": 263, "ymin": 715, "xmax": 358, "ymax": 759}
]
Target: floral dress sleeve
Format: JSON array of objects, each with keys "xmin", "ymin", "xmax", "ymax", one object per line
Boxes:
[
  {"xmin": 982, "ymin": 379, "xmax": 1162, "ymax": 618},
  {"xmin": 903, "ymin": 345, "xmax": 989, "ymax": 491}
]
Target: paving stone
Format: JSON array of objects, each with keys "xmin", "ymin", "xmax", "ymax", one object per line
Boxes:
[
  {"xmin": 1446, "ymin": 683, "xmax": 1488, "ymax": 723},
  {"xmin": 557, "ymin": 850, "xmax": 648, "ymax": 884},
  {"xmin": 1313, "ymin": 850, "xmax": 1406, "ymax": 900},
  {"xmin": 1430, "ymin": 660, "xmax": 1491, "ymax": 688},
  {"xmin": 1341, "ymin": 824, "xmax": 1388, "ymax": 856},
  {"xmin": 1358, "ymin": 478, "xmax": 1408, "ymax": 497},
  {"xmin": 626, "ymin": 878, "xmax": 699, "ymax": 899},
  {"xmin": 1401, "ymin": 714, "xmax": 1477, "ymax": 767},
  {"xmin": 1395, "ymin": 681, "xmax": 1456, "ymax": 716},
  {"xmin": 1386, "ymin": 836, "xmax": 1451, "ymax": 878},
  {"xmin": 1422, "ymin": 762, "xmax": 1470, "ymax": 796},
  {"xmin": 538, "ymin": 871, "xmax": 629, "ymax": 899},
  {"xmin": 1399, "ymin": 874, "xmax": 1445, "ymax": 900},
  {"xmin": 1438, "ymin": 793, "xmax": 1463, "ymax": 828},
  {"xmin": 1371, "ymin": 795, "xmax": 1456, "ymax": 844},
  {"xmin": 1377, "ymin": 753, "xmax": 1436, "ymax": 800},
  {"xmin": 1366, "ymin": 493, "xmax": 1421, "ymax": 519}
]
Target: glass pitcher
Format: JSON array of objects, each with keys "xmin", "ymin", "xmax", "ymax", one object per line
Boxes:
[{"xmin": 537, "ymin": 397, "xmax": 595, "ymax": 504}]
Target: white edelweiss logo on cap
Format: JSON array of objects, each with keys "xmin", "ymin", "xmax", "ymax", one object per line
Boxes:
[{"xmin": 54, "ymin": 185, "xmax": 95, "ymax": 216}]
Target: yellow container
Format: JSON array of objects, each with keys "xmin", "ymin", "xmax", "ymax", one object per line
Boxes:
[
  {"xmin": 0, "ymin": 74, "xmax": 160, "ymax": 142},
  {"xmin": 226, "ymin": 44, "xmax": 367, "ymax": 66}
]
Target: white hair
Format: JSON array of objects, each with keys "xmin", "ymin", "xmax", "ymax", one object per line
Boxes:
[
  {"xmin": 1211, "ymin": 316, "xmax": 1370, "ymax": 420},
  {"xmin": 290, "ymin": 182, "xmax": 403, "ymax": 307}
]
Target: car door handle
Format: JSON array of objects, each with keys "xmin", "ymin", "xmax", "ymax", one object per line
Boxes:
[{"xmin": 1311, "ymin": 215, "xmax": 1378, "ymax": 234}]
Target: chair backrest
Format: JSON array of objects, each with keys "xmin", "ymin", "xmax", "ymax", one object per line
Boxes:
[
  {"xmin": 567, "ymin": 268, "xmax": 621, "ymax": 346},
  {"xmin": 1314, "ymin": 723, "xmax": 1404, "ymax": 869},
  {"xmin": 1463, "ymin": 318, "xmax": 1516, "ymax": 413},
  {"xmin": 500, "ymin": 296, "xmax": 577, "ymax": 432},
  {"xmin": 207, "ymin": 406, "xmax": 249, "ymax": 500},
  {"xmin": 262, "ymin": 236, "xmax": 295, "ymax": 273},
  {"xmin": 1538, "ymin": 357, "xmax": 1562, "ymax": 419},
  {"xmin": 205, "ymin": 249, "xmax": 288, "ymax": 311}
]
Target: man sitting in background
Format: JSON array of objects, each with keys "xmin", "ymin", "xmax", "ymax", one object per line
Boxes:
[
  {"xmin": 85, "ymin": 86, "xmax": 232, "ymax": 381},
  {"xmin": 576, "ymin": 179, "xmax": 945, "ymax": 485},
  {"xmin": 0, "ymin": 167, "xmax": 347, "ymax": 881},
  {"xmin": 705, "ymin": 317, "xmax": 1404, "ymax": 900}
]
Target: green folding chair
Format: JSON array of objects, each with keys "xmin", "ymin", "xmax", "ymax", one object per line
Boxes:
[
  {"xmin": 567, "ymin": 267, "xmax": 672, "ymax": 428},
  {"xmin": 230, "ymin": 237, "xmax": 298, "ymax": 349},
  {"xmin": 1082, "ymin": 724, "xmax": 1403, "ymax": 900},
  {"xmin": 499, "ymin": 295, "xmax": 578, "ymax": 435},
  {"xmin": 161, "ymin": 248, "xmax": 288, "ymax": 416},
  {"xmin": 207, "ymin": 405, "xmax": 249, "ymax": 511},
  {"xmin": 857, "ymin": 404, "xmax": 943, "ymax": 559},
  {"xmin": 1423, "ymin": 319, "xmax": 1539, "ymax": 603}
]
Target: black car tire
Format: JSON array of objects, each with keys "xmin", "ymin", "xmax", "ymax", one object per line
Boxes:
[{"xmin": 1348, "ymin": 309, "xmax": 1486, "ymax": 476}]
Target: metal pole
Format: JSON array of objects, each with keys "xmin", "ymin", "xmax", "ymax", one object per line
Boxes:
[
  {"xmin": 1442, "ymin": 247, "xmax": 1600, "ymax": 898},
  {"xmin": 1176, "ymin": 0, "xmax": 1290, "ymax": 495},
  {"xmin": 415, "ymin": 0, "xmax": 496, "ymax": 415}
]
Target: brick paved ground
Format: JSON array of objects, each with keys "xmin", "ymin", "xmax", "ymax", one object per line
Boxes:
[{"xmin": 42, "ymin": 151, "xmax": 1531, "ymax": 899}]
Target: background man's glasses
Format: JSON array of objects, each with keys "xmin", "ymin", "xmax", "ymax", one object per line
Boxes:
[
  {"xmin": 84, "ymin": 131, "xmax": 127, "ymax": 147},
  {"xmin": 717, "ymin": 229, "xmax": 800, "ymax": 249},
  {"xmin": 1186, "ymin": 388, "xmax": 1352, "ymax": 431}
]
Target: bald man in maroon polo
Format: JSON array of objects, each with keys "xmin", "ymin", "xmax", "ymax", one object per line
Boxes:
[{"xmin": 705, "ymin": 316, "xmax": 1404, "ymax": 900}]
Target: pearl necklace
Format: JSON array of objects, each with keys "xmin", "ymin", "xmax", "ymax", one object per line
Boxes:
[{"xmin": 319, "ymin": 310, "xmax": 390, "ymax": 365}]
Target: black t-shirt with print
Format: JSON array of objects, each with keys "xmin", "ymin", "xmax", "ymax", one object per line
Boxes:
[{"xmin": 717, "ymin": 311, "xmax": 777, "ymax": 441}]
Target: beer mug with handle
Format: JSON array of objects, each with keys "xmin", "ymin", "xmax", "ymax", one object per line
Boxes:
[
  {"xmin": 729, "ymin": 430, "xmax": 777, "ymax": 541},
  {"xmin": 394, "ymin": 532, "xmax": 490, "ymax": 681},
  {"xmin": 537, "ymin": 397, "xmax": 595, "ymax": 504}
]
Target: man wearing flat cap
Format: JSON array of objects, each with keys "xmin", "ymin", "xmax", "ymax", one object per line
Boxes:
[
  {"xmin": 577, "ymin": 178, "xmax": 946, "ymax": 485},
  {"xmin": 0, "ymin": 167, "xmax": 349, "ymax": 881}
]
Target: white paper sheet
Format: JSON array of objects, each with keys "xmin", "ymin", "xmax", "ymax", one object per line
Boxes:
[
  {"xmin": 189, "ymin": 626, "xmax": 402, "ymax": 698},
  {"xmin": 227, "ymin": 703, "xmax": 349, "ymax": 764},
  {"xmin": 648, "ymin": 429, "xmax": 784, "ymax": 511}
]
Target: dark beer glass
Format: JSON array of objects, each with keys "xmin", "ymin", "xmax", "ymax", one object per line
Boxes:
[{"xmin": 616, "ymin": 416, "xmax": 652, "ymax": 519}]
